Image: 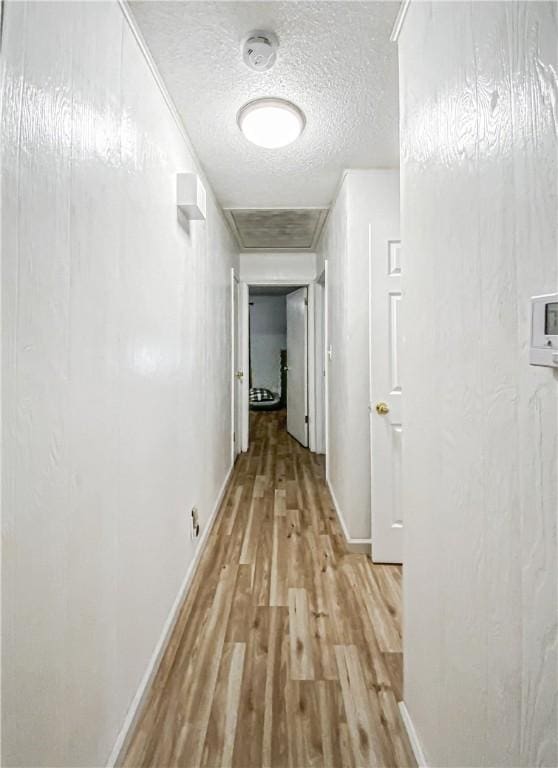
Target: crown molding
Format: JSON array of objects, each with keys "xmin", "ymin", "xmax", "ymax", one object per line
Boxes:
[{"xmin": 390, "ymin": 0, "xmax": 411, "ymax": 43}]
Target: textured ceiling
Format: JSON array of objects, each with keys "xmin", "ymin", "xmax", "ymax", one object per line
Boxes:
[
  {"xmin": 130, "ymin": 1, "xmax": 400, "ymax": 209},
  {"xmin": 225, "ymin": 208, "xmax": 328, "ymax": 250}
]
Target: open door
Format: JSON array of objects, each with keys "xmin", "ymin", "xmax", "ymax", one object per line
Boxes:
[
  {"xmin": 313, "ymin": 274, "xmax": 326, "ymax": 455},
  {"xmin": 232, "ymin": 272, "xmax": 242, "ymax": 458},
  {"xmin": 236, "ymin": 280, "xmax": 249, "ymax": 453},
  {"xmin": 286, "ymin": 287, "xmax": 308, "ymax": 447},
  {"xmin": 369, "ymin": 238, "xmax": 403, "ymax": 564}
]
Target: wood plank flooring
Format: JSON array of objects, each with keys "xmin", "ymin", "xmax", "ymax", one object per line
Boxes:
[{"xmin": 122, "ymin": 411, "xmax": 415, "ymax": 768}]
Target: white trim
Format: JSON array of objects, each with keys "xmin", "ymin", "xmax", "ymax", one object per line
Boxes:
[
  {"xmin": 329, "ymin": 170, "xmax": 350, "ymax": 215},
  {"xmin": 390, "ymin": 0, "xmax": 411, "ymax": 42},
  {"xmin": 230, "ymin": 268, "xmax": 237, "ymax": 464},
  {"xmin": 398, "ymin": 702, "xmax": 429, "ymax": 768},
  {"xmin": 323, "ymin": 260, "xmax": 329, "ymax": 474},
  {"xmin": 368, "ymin": 223, "xmax": 374, "ymax": 548},
  {"xmin": 327, "ymin": 170, "xmax": 401, "ymax": 217},
  {"xmin": 117, "ymin": 0, "xmax": 199, "ymax": 164},
  {"xmin": 307, "ymin": 283, "xmax": 316, "ymax": 453},
  {"xmin": 326, "ymin": 478, "xmax": 371, "ymax": 555},
  {"xmin": 106, "ymin": 464, "xmax": 235, "ymax": 768},
  {"xmin": 243, "ymin": 279, "xmax": 320, "ymax": 454},
  {"xmin": 239, "ymin": 281, "xmax": 250, "ymax": 453},
  {"xmin": 116, "ymin": 0, "xmax": 235, "ymax": 240},
  {"xmin": 313, "ymin": 278, "xmax": 326, "ymax": 455}
]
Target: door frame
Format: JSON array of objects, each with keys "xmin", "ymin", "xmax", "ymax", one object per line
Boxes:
[
  {"xmin": 231, "ymin": 271, "xmax": 250, "ymax": 459},
  {"xmin": 236, "ymin": 279, "xmax": 317, "ymax": 452},
  {"xmin": 322, "ymin": 261, "xmax": 330, "ymax": 479},
  {"xmin": 231, "ymin": 268, "xmax": 237, "ymax": 463},
  {"xmin": 286, "ymin": 286, "xmax": 310, "ymax": 448},
  {"xmin": 314, "ymin": 267, "xmax": 327, "ymax": 456},
  {"xmin": 239, "ymin": 281, "xmax": 250, "ymax": 453},
  {"xmin": 306, "ymin": 284, "xmax": 315, "ymax": 452}
]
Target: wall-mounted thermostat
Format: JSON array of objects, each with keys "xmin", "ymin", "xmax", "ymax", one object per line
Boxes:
[
  {"xmin": 530, "ymin": 293, "xmax": 558, "ymax": 367},
  {"xmin": 177, "ymin": 173, "xmax": 206, "ymax": 220}
]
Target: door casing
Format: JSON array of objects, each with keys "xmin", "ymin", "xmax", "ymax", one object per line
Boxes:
[
  {"xmin": 236, "ymin": 279, "xmax": 318, "ymax": 453},
  {"xmin": 313, "ymin": 270, "xmax": 327, "ymax": 455},
  {"xmin": 286, "ymin": 286, "xmax": 309, "ymax": 447}
]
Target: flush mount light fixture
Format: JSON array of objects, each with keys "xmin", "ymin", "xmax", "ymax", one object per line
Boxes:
[{"xmin": 237, "ymin": 98, "xmax": 305, "ymax": 149}]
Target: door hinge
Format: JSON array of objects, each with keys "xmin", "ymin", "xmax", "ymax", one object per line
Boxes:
[
  {"xmin": 304, "ymin": 297, "xmax": 308, "ymax": 306},
  {"xmin": 305, "ymin": 415, "xmax": 309, "ymax": 423}
]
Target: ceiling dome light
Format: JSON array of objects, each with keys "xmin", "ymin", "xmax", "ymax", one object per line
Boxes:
[{"xmin": 237, "ymin": 98, "xmax": 305, "ymax": 149}]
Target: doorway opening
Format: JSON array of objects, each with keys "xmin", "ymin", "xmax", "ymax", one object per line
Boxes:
[
  {"xmin": 248, "ymin": 284, "xmax": 308, "ymax": 446},
  {"xmin": 233, "ymin": 274, "xmax": 326, "ymax": 457}
]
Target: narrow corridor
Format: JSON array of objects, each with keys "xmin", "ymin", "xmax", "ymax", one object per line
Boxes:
[{"xmin": 123, "ymin": 412, "xmax": 414, "ymax": 767}]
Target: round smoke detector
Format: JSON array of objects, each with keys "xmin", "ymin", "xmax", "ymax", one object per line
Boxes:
[{"xmin": 241, "ymin": 31, "xmax": 279, "ymax": 72}]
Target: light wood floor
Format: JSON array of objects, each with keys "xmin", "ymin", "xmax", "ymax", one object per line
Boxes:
[{"xmin": 122, "ymin": 411, "xmax": 415, "ymax": 768}]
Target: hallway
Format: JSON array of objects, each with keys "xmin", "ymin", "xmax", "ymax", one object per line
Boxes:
[
  {"xmin": 122, "ymin": 412, "xmax": 414, "ymax": 767},
  {"xmin": 3, "ymin": 2, "xmax": 556, "ymax": 765}
]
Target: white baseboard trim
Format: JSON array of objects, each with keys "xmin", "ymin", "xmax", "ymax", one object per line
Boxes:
[
  {"xmin": 398, "ymin": 702, "xmax": 428, "ymax": 768},
  {"xmin": 326, "ymin": 478, "xmax": 371, "ymax": 555},
  {"xmin": 106, "ymin": 463, "xmax": 235, "ymax": 767}
]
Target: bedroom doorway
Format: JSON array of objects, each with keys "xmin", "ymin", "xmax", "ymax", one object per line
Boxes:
[{"xmin": 247, "ymin": 284, "xmax": 309, "ymax": 447}]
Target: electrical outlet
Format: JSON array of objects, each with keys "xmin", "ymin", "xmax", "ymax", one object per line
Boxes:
[{"xmin": 191, "ymin": 507, "xmax": 200, "ymax": 541}]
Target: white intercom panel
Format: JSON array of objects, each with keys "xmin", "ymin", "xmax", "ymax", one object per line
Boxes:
[{"xmin": 530, "ymin": 293, "xmax": 558, "ymax": 367}]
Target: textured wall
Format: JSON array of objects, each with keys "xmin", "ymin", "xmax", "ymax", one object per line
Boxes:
[
  {"xmin": 250, "ymin": 295, "xmax": 286, "ymax": 393},
  {"xmin": 399, "ymin": 3, "xmax": 558, "ymax": 766},
  {"xmin": 318, "ymin": 170, "xmax": 400, "ymax": 540},
  {"xmin": 239, "ymin": 251, "xmax": 317, "ymax": 283},
  {"xmin": 1, "ymin": 2, "xmax": 236, "ymax": 766}
]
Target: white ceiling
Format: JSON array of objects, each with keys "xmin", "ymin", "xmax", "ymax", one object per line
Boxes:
[{"xmin": 130, "ymin": 1, "xmax": 400, "ymax": 210}]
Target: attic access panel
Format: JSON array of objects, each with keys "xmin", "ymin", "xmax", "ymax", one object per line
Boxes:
[{"xmin": 225, "ymin": 208, "xmax": 328, "ymax": 251}]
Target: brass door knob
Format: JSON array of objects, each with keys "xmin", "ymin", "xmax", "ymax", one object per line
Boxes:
[{"xmin": 375, "ymin": 402, "xmax": 389, "ymax": 415}]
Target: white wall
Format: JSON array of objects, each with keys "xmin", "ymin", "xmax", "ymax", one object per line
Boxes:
[
  {"xmin": 1, "ymin": 2, "xmax": 237, "ymax": 766},
  {"xmin": 240, "ymin": 251, "xmax": 317, "ymax": 284},
  {"xmin": 317, "ymin": 170, "xmax": 399, "ymax": 541},
  {"xmin": 399, "ymin": 3, "xmax": 558, "ymax": 766},
  {"xmin": 249, "ymin": 295, "xmax": 286, "ymax": 393}
]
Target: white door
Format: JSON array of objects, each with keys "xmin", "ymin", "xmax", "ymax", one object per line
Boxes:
[
  {"xmin": 232, "ymin": 273, "xmax": 242, "ymax": 458},
  {"xmin": 286, "ymin": 287, "xmax": 308, "ymax": 446},
  {"xmin": 369, "ymin": 238, "xmax": 403, "ymax": 563},
  {"xmin": 237, "ymin": 281, "xmax": 249, "ymax": 452},
  {"xmin": 324, "ymin": 261, "xmax": 329, "ymax": 473},
  {"xmin": 314, "ymin": 279, "xmax": 326, "ymax": 455}
]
